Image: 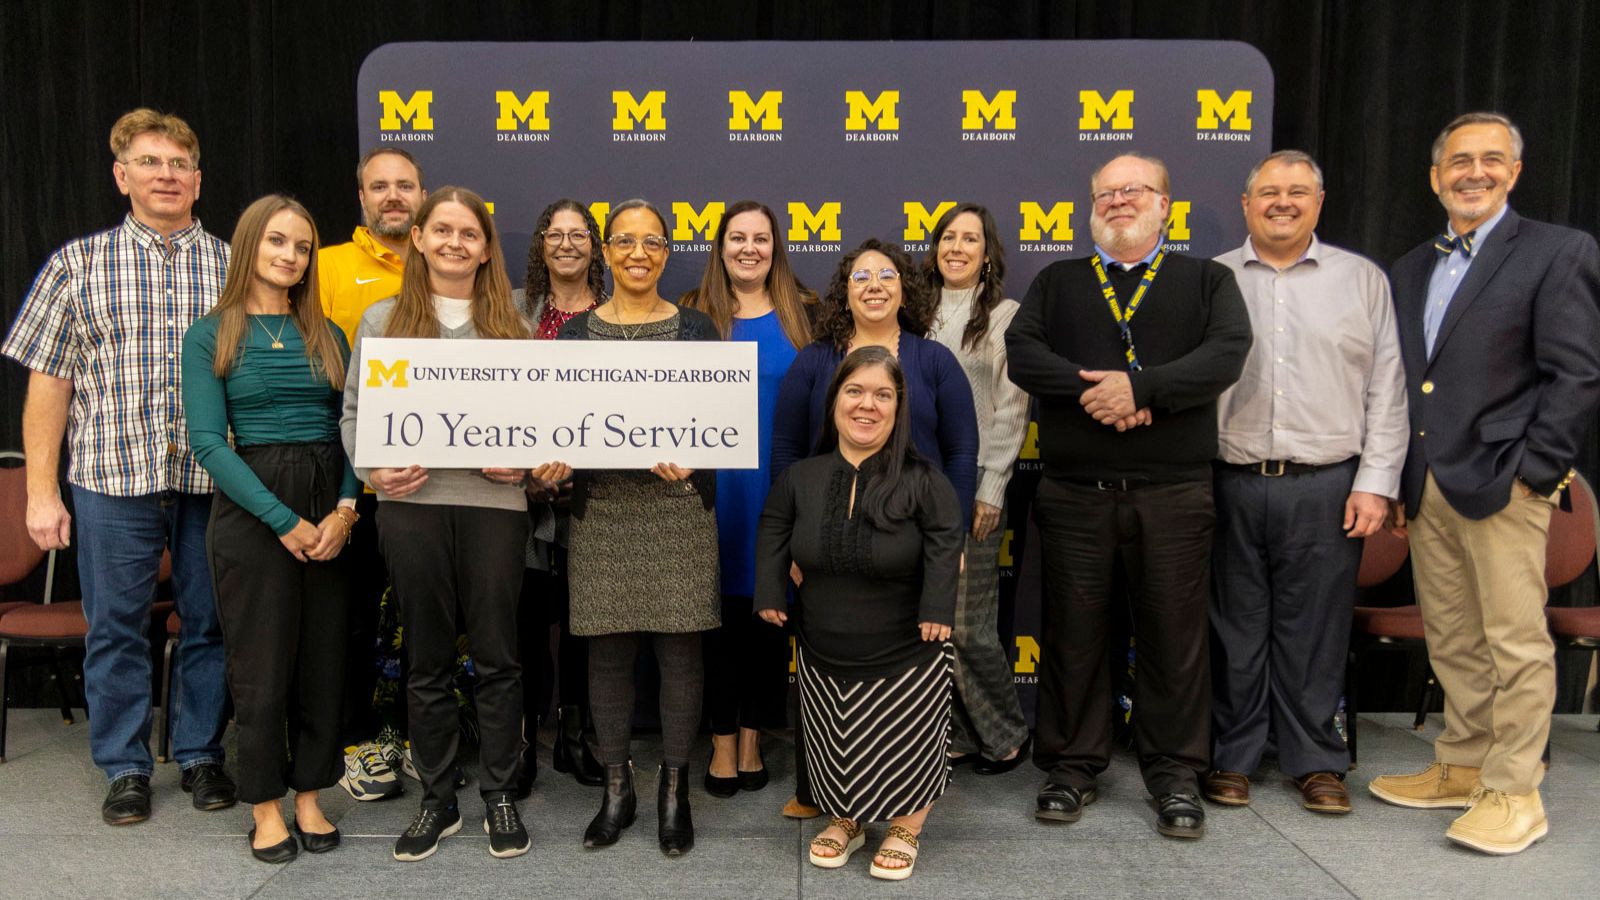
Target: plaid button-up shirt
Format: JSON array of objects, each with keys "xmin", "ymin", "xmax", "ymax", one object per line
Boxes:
[{"xmin": 3, "ymin": 213, "xmax": 229, "ymax": 496}]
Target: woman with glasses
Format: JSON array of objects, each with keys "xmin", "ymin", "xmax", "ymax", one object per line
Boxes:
[
  {"xmin": 770, "ymin": 237, "xmax": 979, "ymax": 819},
  {"xmin": 680, "ymin": 200, "xmax": 817, "ymax": 799},
  {"xmin": 183, "ymin": 195, "xmax": 356, "ymax": 863},
  {"xmin": 511, "ymin": 200, "xmax": 608, "ymax": 793},
  {"xmin": 341, "ymin": 187, "xmax": 534, "ymax": 862},
  {"xmin": 554, "ymin": 199, "xmax": 721, "ymax": 856},
  {"xmin": 923, "ymin": 204, "xmax": 1032, "ymax": 775},
  {"xmin": 757, "ymin": 346, "xmax": 963, "ymax": 880}
]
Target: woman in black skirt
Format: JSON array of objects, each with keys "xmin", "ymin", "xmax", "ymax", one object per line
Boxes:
[{"xmin": 755, "ymin": 345, "xmax": 963, "ymax": 881}]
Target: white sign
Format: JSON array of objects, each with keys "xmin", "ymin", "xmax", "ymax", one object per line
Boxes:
[{"xmin": 352, "ymin": 338, "xmax": 759, "ymax": 469}]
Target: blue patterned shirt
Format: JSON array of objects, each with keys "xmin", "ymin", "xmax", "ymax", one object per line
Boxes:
[
  {"xmin": 3, "ymin": 213, "xmax": 229, "ymax": 495},
  {"xmin": 1423, "ymin": 204, "xmax": 1509, "ymax": 358}
]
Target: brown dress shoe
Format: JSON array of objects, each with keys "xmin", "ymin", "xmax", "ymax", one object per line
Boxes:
[
  {"xmin": 1293, "ymin": 772, "xmax": 1352, "ymax": 814},
  {"xmin": 1202, "ymin": 770, "xmax": 1250, "ymax": 806}
]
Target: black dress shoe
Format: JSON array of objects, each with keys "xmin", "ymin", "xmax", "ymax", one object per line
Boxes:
[
  {"xmin": 1035, "ymin": 782, "xmax": 1096, "ymax": 823},
  {"xmin": 294, "ymin": 823, "xmax": 341, "ymax": 853},
  {"xmin": 248, "ymin": 828, "xmax": 299, "ymax": 863},
  {"xmin": 973, "ymin": 734, "xmax": 1033, "ymax": 776},
  {"xmin": 180, "ymin": 763, "xmax": 238, "ymax": 811},
  {"xmin": 583, "ymin": 763, "xmax": 636, "ymax": 848},
  {"xmin": 552, "ymin": 705, "xmax": 605, "ymax": 787},
  {"xmin": 704, "ymin": 746, "xmax": 740, "ymax": 798},
  {"xmin": 102, "ymin": 774, "xmax": 152, "ymax": 825},
  {"xmin": 1155, "ymin": 792, "xmax": 1206, "ymax": 839},
  {"xmin": 658, "ymin": 764, "xmax": 694, "ymax": 856}
]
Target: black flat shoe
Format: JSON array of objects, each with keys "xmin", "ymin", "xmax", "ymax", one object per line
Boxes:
[
  {"xmin": 101, "ymin": 774, "xmax": 152, "ymax": 826},
  {"xmin": 737, "ymin": 767, "xmax": 769, "ymax": 792},
  {"xmin": 658, "ymin": 764, "xmax": 694, "ymax": 856},
  {"xmin": 583, "ymin": 763, "xmax": 636, "ymax": 848},
  {"xmin": 249, "ymin": 828, "xmax": 299, "ymax": 864},
  {"xmin": 704, "ymin": 746, "xmax": 739, "ymax": 798},
  {"xmin": 294, "ymin": 823, "xmax": 341, "ymax": 853},
  {"xmin": 973, "ymin": 734, "xmax": 1033, "ymax": 776}
]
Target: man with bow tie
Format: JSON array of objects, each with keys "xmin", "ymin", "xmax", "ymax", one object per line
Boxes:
[{"xmin": 1368, "ymin": 112, "xmax": 1600, "ymax": 856}]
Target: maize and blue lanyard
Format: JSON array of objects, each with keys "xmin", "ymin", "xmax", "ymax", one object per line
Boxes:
[{"xmin": 1089, "ymin": 246, "xmax": 1168, "ymax": 372}]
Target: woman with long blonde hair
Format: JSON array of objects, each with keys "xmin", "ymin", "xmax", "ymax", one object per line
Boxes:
[
  {"xmin": 339, "ymin": 187, "xmax": 536, "ymax": 862},
  {"xmin": 182, "ymin": 194, "xmax": 358, "ymax": 863}
]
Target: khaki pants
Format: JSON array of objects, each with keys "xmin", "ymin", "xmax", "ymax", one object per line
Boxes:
[{"xmin": 1409, "ymin": 470, "xmax": 1556, "ymax": 794}]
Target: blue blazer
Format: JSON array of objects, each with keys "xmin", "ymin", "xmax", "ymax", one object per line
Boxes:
[{"xmin": 1391, "ymin": 208, "xmax": 1600, "ymax": 520}]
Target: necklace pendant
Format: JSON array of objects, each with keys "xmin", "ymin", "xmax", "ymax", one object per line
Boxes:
[{"xmin": 271, "ymin": 340, "xmax": 284, "ymax": 349}]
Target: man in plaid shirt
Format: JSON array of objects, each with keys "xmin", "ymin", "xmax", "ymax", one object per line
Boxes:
[{"xmin": 3, "ymin": 109, "xmax": 235, "ymax": 825}]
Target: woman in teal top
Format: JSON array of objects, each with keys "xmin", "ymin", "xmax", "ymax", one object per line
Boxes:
[{"xmin": 182, "ymin": 195, "xmax": 358, "ymax": 864}]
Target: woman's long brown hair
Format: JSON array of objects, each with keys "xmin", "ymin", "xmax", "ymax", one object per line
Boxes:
[
  {"xmin": 209, "ymin": 194, "xmax": 344, "ymax": 386},
  {"xmin": 680, "ymin": 200, "xmax": 815, "ymax": 348},
  {"xmin": 385, "ymin": 186, "xmax": 528, "ymax": 340},
  {"xmin": 923, "ymin": 202, "xmax": 1008, "ymax": 352}
]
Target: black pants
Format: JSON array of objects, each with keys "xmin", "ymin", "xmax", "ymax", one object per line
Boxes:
[
  {"xmin": 377, "ymin": 501, "xmax": 527, "ymax": 809},
  {"xmin": 208, "ymin": 442, "xmax": 352, "ymax": 805},
  {"xmin": 703, "ymin": 594, "xmax": 789, "ymax": 734},
  {"xmin": 589, "ymin": 631, "xmax": 703, "ymax": 767},
  {"xmin": 1031, "ymin": 476, "xmax": 1214, "ymax": 796},
  {"xmin": 339, "ymin": 491, "xmax": 387, "ymax": 745},
  {"xmin": 519, "ymin": 547, "xmax": 588, "ymax": 731},
  {"xmin": 1210, "ymin": 461, "xmax": 1362, "ymax": 777}
]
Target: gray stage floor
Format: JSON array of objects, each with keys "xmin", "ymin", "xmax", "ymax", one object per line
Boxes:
[{"xmin": 0, "ymin": 709, "xmax": 1596, "ymax": 898}]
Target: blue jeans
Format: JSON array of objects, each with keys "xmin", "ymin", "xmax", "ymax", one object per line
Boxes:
[{"xmin": 71, "ymin": 486, "xmax": 227, "ymax": 780}]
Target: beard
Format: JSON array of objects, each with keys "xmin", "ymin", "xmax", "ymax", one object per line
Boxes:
[
  {"xmin": 1090, "ymin": 205, "xmax": 1165, "ymax": 254},
  {"xmin": 365, "ymin": 206, "xmax": 415, "ymax": 239}
]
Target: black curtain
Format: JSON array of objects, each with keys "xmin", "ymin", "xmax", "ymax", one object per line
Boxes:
[{"xmin": 3, "ymin": 0, "xmax": 1597, "ymax": 707}]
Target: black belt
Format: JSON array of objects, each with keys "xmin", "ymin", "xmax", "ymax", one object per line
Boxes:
[
  {"xmin": 1061, "ymin": 476, "xmax": 1154, "ymax": 492},
  {"xmin": 1217, "ymin": 458, "xmax": 1352, "ymax": 477}
]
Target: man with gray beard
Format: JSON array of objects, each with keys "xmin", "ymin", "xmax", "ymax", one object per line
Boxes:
[
  {"xmin": 317, "ymin": 146, "xmax": 427, "ymax": 802},
  {"xmin": 1007, "ymin": 152, "xmax": 1252, "ymax": 839}
]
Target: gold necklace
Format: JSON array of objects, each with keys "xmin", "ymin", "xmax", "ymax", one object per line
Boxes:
[
  {"xmin": 253, "ymin": 314, "xmax": 291, "ymax": 349},
  {"xmin": 613, "ymin": 299, "xmax": 661, "ymax": 340}
]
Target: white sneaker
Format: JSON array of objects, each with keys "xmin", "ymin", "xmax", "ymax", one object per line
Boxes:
[
  {"xmin": 383, "ymin": 740, "xmax": 420, "ymax": 782},
  {"xmin": 339, "ymin": 742, "xmax": 403, "ymax": 801}
]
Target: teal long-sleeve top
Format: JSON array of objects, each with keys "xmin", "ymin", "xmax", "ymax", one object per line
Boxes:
[{"xmin": 182, "ymin": 313, "xmax": 360, "ymax": 535}]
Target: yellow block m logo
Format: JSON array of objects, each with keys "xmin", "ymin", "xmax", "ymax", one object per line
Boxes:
[
  {"xmin": 1167, "ymin": 201, "xmax": 1192, "ymax": 241},
  {"xmin": 1015, "ymin": 636, "xmax": 1041, "ymax": 674},
  {"xmin": 495, "ymin": 90, "xmax": 550, "ymax": 131},
  {"xmin": 728, "ymin": 91, "xmax": 783, "ymax": 131},
  {"xmin": 672, "ymin": 202, "xmax": 726, "ymax": 241},
  {"xmin": 366, "ymin": 359, "xmax": 410, "ymax": 388},
  {"xmin": 903, "ymin": 201, "xmax": 955, "ymax": 241},
  {"xmin": 787, "ymin": 202, "xmax": 842, "ymax": 242},
  {"xmin": 961, "ymin": 90, "xmax": 1016, "ymax": 130},
  {"xmin": 378, "ymin": 91, "xmax": 433, "ymax": 131},
  {"xmin": 611, "ymin": 91, "xmax": 666, "ymax": 131},
  {"xmin": 844, "ymin": 91, "xmax": 900, "ymax": 131},
  {"xmin": 1196, "ymin": 90, "xmax": 1252, "ymax": 131},
  {"xmin": 1078, "ymin": 89, "xmax": 1133, "ymax": 130},
  {"xmin": 1019, "ymin": 202, "xmax": 1074, "ymax": 241}
]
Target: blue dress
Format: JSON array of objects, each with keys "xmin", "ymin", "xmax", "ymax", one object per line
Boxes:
[{"xmin": 716, "ymin": 311, "xmax": 799, "ymax": 598}]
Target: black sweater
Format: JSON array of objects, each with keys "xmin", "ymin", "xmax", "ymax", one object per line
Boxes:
[{"xmin": 1005, "ymin": 253, "xmax": 1252, "ymax": 483}]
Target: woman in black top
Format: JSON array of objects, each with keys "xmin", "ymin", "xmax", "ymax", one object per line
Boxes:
[{"xmin": 755, "ymin": 346, "xmax": 962, "ymax": 881}]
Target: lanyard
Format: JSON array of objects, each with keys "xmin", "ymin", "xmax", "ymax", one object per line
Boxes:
[{"xmin": 1090, "ymin": 246, "xmax": 1167, "ymax": 371}]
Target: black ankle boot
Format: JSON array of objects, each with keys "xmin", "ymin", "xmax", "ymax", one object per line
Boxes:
[
  {"xmin": 553, "ymin": 705, "xmax": 605, "ymax": 787},
  {"xmin": 658, "ymin": 764, "xmax": 694, "ymax": 856},
  {"xmin": 583, "ymin": 763, "xmax": 636, "ymax": 848}
]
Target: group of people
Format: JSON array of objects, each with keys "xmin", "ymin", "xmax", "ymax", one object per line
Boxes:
[{"xmin": 4, "ymin": 105, "xmax": 1594, "ymax": 879}]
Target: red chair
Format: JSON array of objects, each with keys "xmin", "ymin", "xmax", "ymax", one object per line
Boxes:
[
  {"xmin": 0, "ymin": 450, "xmax": 69, "ymax": 762},
  {"xmin": 1544, "ymin": 473, "xmax": 1600, "ymax": 734},
  {"xmin": 1345, "ymin": 526, "xmax": 1419, "ymax": 767}
]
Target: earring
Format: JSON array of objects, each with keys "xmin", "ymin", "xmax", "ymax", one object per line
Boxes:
[{"xmin": 981, "ymin": 259, "xmax": 991, "ymax": 279}]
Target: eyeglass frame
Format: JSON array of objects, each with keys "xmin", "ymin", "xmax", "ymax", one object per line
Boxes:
[
  {"xmin": 848, "ymin": 267, "xmax": 901, "ymax": 286},
  {"xmin": 1090, "ymin": 183, "xmax": 1162, "ymax": 208},
  {"xmin": 605, "ymin": 233, "xmax": 670, "ymax": 254},
  {"xmin": 539, "ymin": 229, "xmax": 593, "ymax": 247},
  {"xmin": 119, "ymin": 154, "xmax": 197, "ymax": 175}
]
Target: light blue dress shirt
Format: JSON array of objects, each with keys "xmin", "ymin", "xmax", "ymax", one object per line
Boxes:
[
  {"xmin": 1095, "ymin": 242, "xmax": 1162, "ymax": 272},
  {"xmin": 1423, "ymin": 204, "xmax": 1509, "ymax": 358}
]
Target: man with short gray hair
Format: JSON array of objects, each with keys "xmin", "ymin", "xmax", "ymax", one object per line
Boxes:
[{"xmin": 1206, "ymin": 150, "xmax": 1407, "ymax": 815}]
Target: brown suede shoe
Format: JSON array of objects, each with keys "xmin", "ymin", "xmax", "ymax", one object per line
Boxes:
[
  {"xmin": 1202, "ymin": 770, "xmax": 1250, "ymax": 806},
  {"xmin": 1293, "ymin": 772, "xmax": 1352, "ymax": 815},
  {"xmin": 783, "ymin": 795, "xmax": 822, "ymax": 819},
  {"xmin": 1368, "ymin": 762, "xmax": 1480, "ymax": 809},
  {"xmin": 1446, "ymin": 788, "xmax": 1548, "ymax": 855}
]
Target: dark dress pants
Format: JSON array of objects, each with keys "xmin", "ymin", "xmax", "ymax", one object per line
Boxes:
[
  {"xmin": 377, "ymin": 502, "xmax": 528, "ymax": 809},
  {"xmin": 338, "ymin": 490, "xmax": 387, "ymax": 745},
  {"xmin": 1210, "ymin": 461, "xmax": 1362, "ymax": 777},
  {"xmin": 1031, "ymin": 476, "xmax": 1214, "ymax": 797}
]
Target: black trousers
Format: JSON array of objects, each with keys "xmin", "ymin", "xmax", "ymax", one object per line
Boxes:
[
  {"xmin": 377, "ymin": 501, "xmax": 527, "ymax": 809},
  {"xmin": 208, "ymin": 442, "xmax": 352, "ymax": 805},
  {"xmin": 339, "ymin": 490, "xmax": 387, "ymax": 745},
  {"xmin": 1210, "ymin": 461, "xmax": 1362, "ymax": 777},
  {"xmin": 1031, "ymin": 476, "xmax": 1214, "ymax": 796},
  {"xmin": 519, "ymin": 546, "xmax": 588, "ymax": 732},
  {"xmin": 704, "ymin": 594, "xmax": 790, "ymax": 734}
]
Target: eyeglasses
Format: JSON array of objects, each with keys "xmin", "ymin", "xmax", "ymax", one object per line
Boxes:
[
  {"xmin": 848, "ymin": 268, "xmax": 900, "ymax": 286},
  {"xmin": 1091, "ymin": 184, "xmax": 1159, "ymax": 207},
  {"xmin": 606, "ymin": 233, "xmax": 669, "ymax": 254},
  {"xmin": 121, "ymin": 154, "xmax": 196, "ymax": 174},
  {"xmin": 540, "ymin": 229, "xmax": 592, "ymax": 247}
]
